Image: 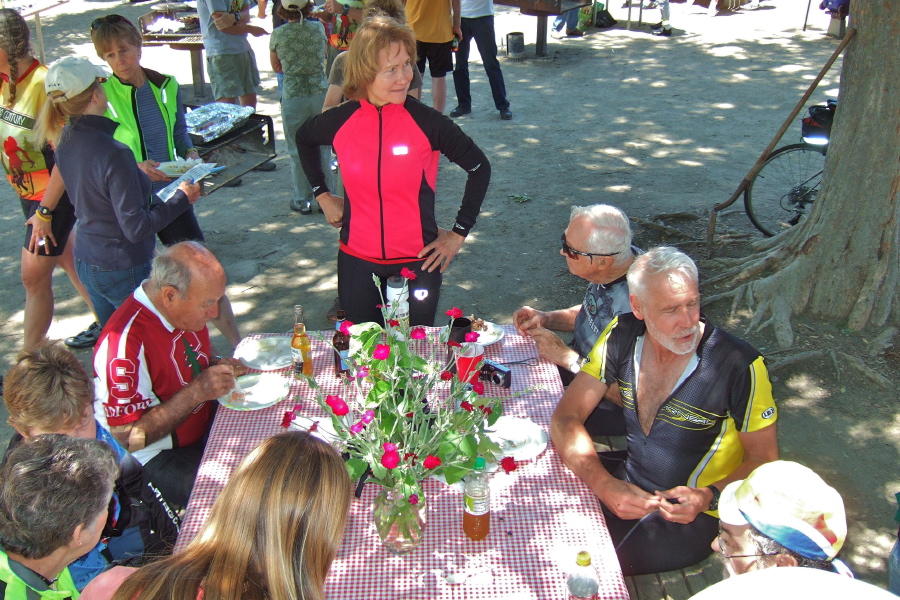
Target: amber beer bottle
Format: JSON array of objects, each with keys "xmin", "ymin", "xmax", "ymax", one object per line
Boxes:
[
  {"xmin": 333, "ymin": 310, "xmax": 350, "ymax": 376},
  {"xmin": 291, "ymin": 305, "xmax": 313, "ymax": 378}
]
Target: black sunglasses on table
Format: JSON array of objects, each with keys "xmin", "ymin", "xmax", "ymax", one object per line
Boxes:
[{"xmin": 560, "ymin": 232, "xmax": 620, "ymax": 261}]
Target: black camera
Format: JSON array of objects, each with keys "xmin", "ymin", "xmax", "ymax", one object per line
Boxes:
[{"xmin": 479, "ymin": 359, "xmax": 511, "ymax": 388}]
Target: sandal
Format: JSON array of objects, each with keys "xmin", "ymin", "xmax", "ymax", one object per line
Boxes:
[{"xmin": 65, "ymin": 321, "xmax": 102, "ymax": 349}]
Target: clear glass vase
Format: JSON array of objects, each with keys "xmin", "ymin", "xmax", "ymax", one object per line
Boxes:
[{"xmin": 372, "ymin": 486, "xmax": 427, "ymax": 555}]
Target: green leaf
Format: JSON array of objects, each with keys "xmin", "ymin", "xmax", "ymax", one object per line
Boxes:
[
  {"xmin": 487, "ymin": 401, "xmax": 503, "ymax": 426},
  {"xmin": 346, "ymin": 458, "xmax": 369, "ymax": 481},
  {"xmin": 442, "ymin": 464, "xmax": 470, "ymax": 485},
  {"xmin": 366, "ymin": 379, "xmax": 393, "ymax": 407}
]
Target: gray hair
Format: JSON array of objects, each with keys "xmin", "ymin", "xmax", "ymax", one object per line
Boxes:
[
  {"xmin": 0, "ymin": 434, "xmax": 118, "ymax": 559},
  {"xmin": 569, "ymin": 205, "xmax": 632, "ymax": 267},
  {"xmin": 626, "ymin": 246, "xmax": 699, "ymax": 301},
  {"xmin": 148, "ymin": 241, "xmax": 210, "ymax": 299},
  {"xmin": 748, "ymin": 526, "xmax": 834, "ymax": 571}
]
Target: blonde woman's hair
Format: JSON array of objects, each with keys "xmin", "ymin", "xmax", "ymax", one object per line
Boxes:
[
  {"xmin": 343, "ymin": 15, "xmax": 416, "ymax": 101},
  {"xmin": 110, "ymin": 431, "xmax": 351, "ymax": 600},
  {"xmin": 4, "ymin": 339, "xmax": 94, "ymax": 435},
  {"xmin": 33, "ymin": 80, "xmax": 100, "ymax": 146}
]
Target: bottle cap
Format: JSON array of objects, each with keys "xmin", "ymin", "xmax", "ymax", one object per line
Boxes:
[
  {"xmin": 474, "ymin": 457, "xmax": 486, "ymax": 471},
  {"xmin": 576, "ymin": 551, "xmax": 592, "ymax": 567},
  {"xmin": 387, "ymin": 275, "xmax": 404, "ymax": 288}
]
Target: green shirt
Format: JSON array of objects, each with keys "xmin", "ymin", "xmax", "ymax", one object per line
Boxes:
[{"xmin": 269, "ymin": 19, "xmax": 328, "ymax": 98}]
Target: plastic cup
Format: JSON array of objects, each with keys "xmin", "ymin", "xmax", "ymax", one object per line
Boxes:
[{"xmin": 456, "ymin": 344, "xmax": 485, "ymax": 384}]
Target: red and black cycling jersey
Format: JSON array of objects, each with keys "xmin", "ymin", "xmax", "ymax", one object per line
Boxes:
[{"xmin": 297, "ymin": 96, "xmax": 490, "ymax": 264}]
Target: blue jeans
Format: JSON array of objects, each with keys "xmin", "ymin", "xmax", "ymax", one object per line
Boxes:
[
  {"xmin": 890, "ymin": 538, "xmax": 900, "ymax": 595},
  {"xmin": 282, "ymin": 91, "xmax": 330, "ymax": 203},
  {"xmin": 553, "ymin": 8, "xmax": 580, "ymax": 31},
  {"xmin": 76, "ymin": 259, "xmax": 150, "ymax": 326},
  {"xmin": 453, "ymin": 15, "xmax": 510, "ymax": 112}
]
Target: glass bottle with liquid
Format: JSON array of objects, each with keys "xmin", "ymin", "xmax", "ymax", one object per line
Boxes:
[
  {"xmin": 291, "ymin": 305, "xmax": 313, "ymax": 378},
  {"xmin": 333, "ymin": 310, "xmax": 350, "ymax": 376},
  {"xmin": 463, "ymin": 457, "xmax": 490, "ymax": 541}
]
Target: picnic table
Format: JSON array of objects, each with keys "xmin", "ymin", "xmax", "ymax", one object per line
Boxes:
[
  {"xmin": 496, "ymin": 0, "xmax": 592, "ymax": 56},
  {"xmin": 175, "ymin": 326, "xmax": 630, "ymax": 599}
]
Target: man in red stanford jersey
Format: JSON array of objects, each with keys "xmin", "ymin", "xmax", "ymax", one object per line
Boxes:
[{"xmin": 93, "ymin": 241, "xmax": 245, "ymax": 507}]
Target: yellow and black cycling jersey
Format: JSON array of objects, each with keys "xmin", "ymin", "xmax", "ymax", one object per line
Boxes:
[{"xmin": 583, "ymin": 313, "xmax": 777, "ymax": 501}]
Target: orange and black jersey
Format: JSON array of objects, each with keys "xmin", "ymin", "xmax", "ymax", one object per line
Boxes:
[{"xmin": 583, "ymin": 313, "xmax": 777, "ymax": 501}]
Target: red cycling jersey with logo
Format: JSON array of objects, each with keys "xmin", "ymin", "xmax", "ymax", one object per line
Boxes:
[
  {"xmin": 296, "ymin": 97, "xmax": 490, "ymax": 264},
  {"xmin": 93, "ymin": 284, "xmax": 214, "ymax": 465}
]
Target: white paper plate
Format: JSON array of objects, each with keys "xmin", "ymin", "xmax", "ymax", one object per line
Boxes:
[
  {"xmin": 291, "ymin": 415, "xmax": 340, "ymax": 444},
  {"xmin": 234, "ymin": 336, "xmax": 293, "ymax": 371},
  {"xmin": 439, "ymin": 321, "xmax": 505, "ymax": 346},
  {"xmin": 218, "ymin": 373, "xmax": 289, "ymax": 411},
  {"xmin": 157, "ymin": 158, "xmax": 202, "ymax": 177},
  {"xmin": 486, "ymin": 416, "xmax": 548, "ymax": 462}
]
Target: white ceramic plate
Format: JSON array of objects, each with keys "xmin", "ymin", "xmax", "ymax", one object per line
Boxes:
[
  {"xmin": 486, "ymin": 416, "xmax": 548, "ymax": 462},
  {"xmin": 291, "ymin": 415, "xmax": 340, "ymax": 444},
  {"xmin": 218, "ymin": 373, "xmax": 289, "ymax": 411},
  {"xmin": 234, "ymin": 336, "xmax": 293, "ymax": 371},
  {"xmin": 438, "ymin": 321, "xmax": 505, "ymax": 346},
  {"xmin": 157, "ymin": 158, "xmax": 202, "ymax": 177}
]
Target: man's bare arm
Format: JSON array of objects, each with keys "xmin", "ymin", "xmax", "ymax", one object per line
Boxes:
[
  {"xmin": 551, "ymin": 372, "xmax": 659, "ymax": 519},
  {"xmin": 110, "ymin": 364, "xmax": 237, "ymax": 451},
  {"xmin": 513, "ymin": 304, "xmax": 581, "ymax": 334}
]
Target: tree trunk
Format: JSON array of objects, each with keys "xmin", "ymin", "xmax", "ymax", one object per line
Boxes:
[{"xmin": 707, "ymin": 2, "xmax": 899, "ymax": 345}]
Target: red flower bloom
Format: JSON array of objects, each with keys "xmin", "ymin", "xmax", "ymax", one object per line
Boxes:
[
  {"xmin": 404, "ymin": 452, "xmax": 418, "ymax": 464},
  {"xmin": 381, "ymin": 443, "xmax": 400, "ymax": 469},
  {"xmin": 361, "ymin": 410, "xmax": 375, "ymax": 424},
  {"xmin": 373, "ymin": 344, "xmax": 391, "ymax": 360},
  {"xmin": 465, "ymin": 332, "xmax": 480, "ymax": 342},
  {"xmin": 472, "ymin": 381, "xmax": 485, "ymax": 395},
  {"xmin": 400, "ymin": 267, "xmax": 417, "ymax": 280},
  {"xmin": 280, "ymin": 411, "xmax": 294, "ymax": 428},
  {"xmin": 423, "ymin": 454, "xmax": 442, "ymax": 470},
  {"xmin": 405, "ymin": 412, "xmax": 414, "ymax": 418},
  {"xmin": 339, "ymin": 320, "xmax": 354, "ymax": 336},
  {"xmin": 325, "ymin": 395, "xmax": 349, "ymax": 416},
  {"xmin": 350, "ymin": 421, "xmax": 365, "ymax": 435},
  {"xmin": 440, "ymin": 370, "xmax": 454, "ymax": 381},
  {"xmin": 410, "ymin": 327, "xmax": 426, "ymax": 340},
  {"xmin": 445, "ymin": 307, "xmax": 464, "ymax": 319},
  {"xmin": 376, "ymin": 304, "xmax": 384, "ymax": 309},
  {"xmin": 308, "ymin": 420, "xmax": 320, "ymax": 433},
  {"xmin": 447, "ymin": 340, "xmax": 462, "ymax": 348},
  {"xmin": 481, "ymin": 406, "xmax": 493, "ymax": 416},
  {"xmin": 408, "ymin": 493, "xmax": 419, "ymax": 505},
  {"xmin": 460, "ymin": 401, "xmax": 474, "ymax": 412},
  {"xmin": 356, "ymin": 366, "xmax": 369, "ymax": 378},
  {"xmin": 292, "ymin": 404, "xmax": 303, "ymax": 412},
  {"xmin": 500, "ymin": 456, "xmax": 518, "ymax": 474},
  {"xmin": 387, "ymin": 319, "xmax": 400, "ymax": 327}
]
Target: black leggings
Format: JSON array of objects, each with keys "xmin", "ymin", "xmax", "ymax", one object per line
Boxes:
[
  {"xmin": 337, "ymin": 251, "xmax": 442, "ymax": 326},
  {"xmin": 599, "ymin": 451, "xmax": 718, "ymax": 576}
]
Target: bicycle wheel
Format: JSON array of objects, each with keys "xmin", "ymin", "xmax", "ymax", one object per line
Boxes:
[{"xmin": 744, "ymin": 143, "xmax": 827, "ymax": 237}]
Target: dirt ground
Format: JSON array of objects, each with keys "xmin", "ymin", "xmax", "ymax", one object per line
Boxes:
[{"xmin": 2, "ymin": 0, "xmax": 897, "ymax": 589}]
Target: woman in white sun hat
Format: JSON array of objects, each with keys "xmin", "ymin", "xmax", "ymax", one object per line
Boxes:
[{"xmin": 34, "ymin": 56, "xmax": 201, "ymax": 328}]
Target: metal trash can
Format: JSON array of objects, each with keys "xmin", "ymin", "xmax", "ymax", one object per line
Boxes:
[{"xmin": 506, "ymin": 32, "xmax": 525, "ymax": 60}]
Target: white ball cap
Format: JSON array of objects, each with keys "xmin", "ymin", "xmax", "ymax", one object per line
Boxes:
[
  {"xmin": 283, "ymin": 0, "xmax": 312, "ymax": 10},
  {"xmin": 45, "ymin": 56, "xmax": 111, "ymax": 103}
]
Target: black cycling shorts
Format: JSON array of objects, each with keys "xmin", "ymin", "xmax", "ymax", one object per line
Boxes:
[
  {"xmin": 20, "ymin": 194, "xmax": 77, "ymax": 257},
  {"xmin": 416, "ymin": 40, "xmax": 454, "ymax": 78}
]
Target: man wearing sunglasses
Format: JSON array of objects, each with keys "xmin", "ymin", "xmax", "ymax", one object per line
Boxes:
[{"xmin": 514, "ymin": 205, "xmax": 637, "ymax": 402}]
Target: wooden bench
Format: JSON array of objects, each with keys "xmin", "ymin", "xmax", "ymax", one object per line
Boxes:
[
  {"xmin": 495, "ymin": 0, "xmax": 592, "ymax": 56},
  {"xmin": 592, "ymin": 435, "xmax": 729, "ymax": 599}
]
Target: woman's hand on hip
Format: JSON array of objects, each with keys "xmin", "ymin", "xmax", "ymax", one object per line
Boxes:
[
  {"xmin": 418, "ymin": 228, "xmax": 465, "ymax": 273},
  {"xmin": 25, "ymin": 213, "xmax": 56, "ymax": 254},
  {"xmin": 138, "ymin": 160, "xmax": 172, "ymax": 182},
  {"xmin": 316, "ymin": 192, "xmax": 344, "ymax": 228},
  {"xmin": 179, "ymin": 180, "xmax": 202, "ymax": 204}
]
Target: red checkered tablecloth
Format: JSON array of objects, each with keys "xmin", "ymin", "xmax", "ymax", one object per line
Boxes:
[{"xmin": 175, "ymin": 327, "xmax": 629, "ymax": 600}]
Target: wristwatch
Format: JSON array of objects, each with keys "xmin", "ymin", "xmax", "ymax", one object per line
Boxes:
[
  {"xmin": 232, "ymin": 11, "xmax": 240, "ymax": 25},
  {"xmin": 36, "ymin": 205, "xmax": 54, "ymax": 218},
  {"xmin": 341, "ymin": 2, "xmax": 349, "ymax": 15},
  {"xmin": 706, "ymin": 485, "xmax": 721, "ymax": 511}
]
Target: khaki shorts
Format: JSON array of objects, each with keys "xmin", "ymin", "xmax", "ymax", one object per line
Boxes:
[{"xmin": 207, "ymin": 49, "xmax": 261, "ymax": 99}]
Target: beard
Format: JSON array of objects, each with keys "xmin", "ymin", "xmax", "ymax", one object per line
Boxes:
[{"xmin": 644, "ymin": 318, "xmax": 700, "ymax": 356}]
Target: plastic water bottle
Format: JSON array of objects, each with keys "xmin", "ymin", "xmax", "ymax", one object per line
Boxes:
[
  {"xmin": 463, "ymin": 457, "xmax": 490, "ymax": 541},
  {"xmin": 567, "ymin": 551, "xmax": 599, "ymax": 600},
  {"xmin": 385, "ymin": 275, "xmax": 410, "ymax": 329}
]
